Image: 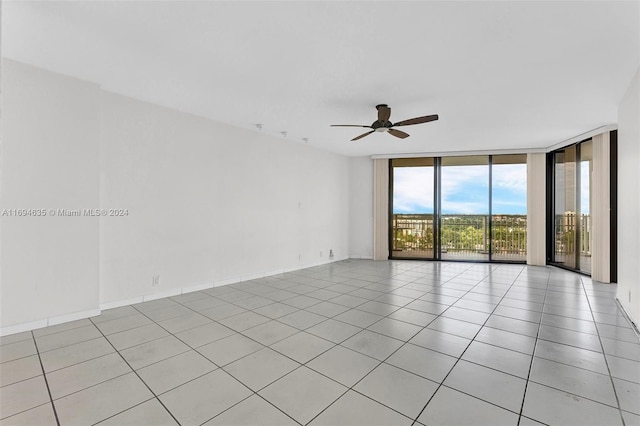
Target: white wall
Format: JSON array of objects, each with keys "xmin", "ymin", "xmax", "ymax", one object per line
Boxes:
[
  {"xmin": 0, "ymin": 59, "xmax": 351, "ymax": 333},
  {"xmin": 348, "ymin": 157, "xmax": 373, "ymax": 259},
  {"xmin": 99, "ymin": 91, "xmax": 350, "ymax": 305},
  {"xmin": 616, "ymin": 67, "xmax": 640, "ymax": 325},
  {"xmin": 1, "ymin": 60, "xmax": 101, "ymax": 332}
]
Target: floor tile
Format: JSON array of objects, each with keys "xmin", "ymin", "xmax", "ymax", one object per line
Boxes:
[
  {"xmin": 306, "ymin": 301, "xmax": 351, "ymax": 318},
  {"xmin": 307, "ymin": 345, "xmax": 379, "ymax": 387},
  {"xmin": 417, "ymin": 386, "xmax": 519, "ymax": 426},
  {"xmin": 0, "ymin": 403, "xmax": 57, "ymax": 425},
  {"xmin": 97, "ymin": 398, "xmax": 178, "ymax": 425},
  {"xmin": 306, "ymin": 318, "xmax": 362, "ymax": 344},
  {"xmin": 354, "ymin": 362, "xmax": 438, "ymax": 418},
  {"xmin": 47, "ymin": 352, "xmax": 131, "ymax": 399},
  {"xmin": 271, "ymin": 331, "xmax": 334, "ymax": 363},
  {"xmin": 106, "ymin": 323, "xmax": 169, "ymax": 351},
  {"xmin": 409, "ymin": 328, "xmax": 471, "ymax": 358},
  {"xmin": 253, "ymin": 302, "xmax": 299, "ymax": 319},
  {"xmin": 242, "ymin": 320, "xmax": 299, "ymax": 345},
  {"xmin": 427, "ymin": 316, "xmax": 482, "ymax": 339},
  {"xmin": 141, "ymin": 304, "xmax": 192, "ymax": 322},
  {"xmin": 95, "ymin": 314, "xmax": 153, "ymax": 335},
  {"xmin": 356, "ymin": 301, "xmax": 400, "ymax": 316},
  {"xmin": 476, "ymin": 326, "xmax": 537, "ymax": 355},
  {"xmin": 387, "ymin": 308, "xmax": 437, "ymax": 327},
  {"xmin": 484, "ymin": 315, "xmax": 540, "ymax": 337},
  {"xmin": 54, "ymin": 373, "xmax": 153, "ymax": 425},
  {"xmin": 601, "ymin": 337, "xmax": 640, "ymax": 360},
  {"xmin": 444, "ymin": 360, "xmax": 527, "ymax": 412},
  {"xmin": 158, "ymin": 312, "xmax": 212, "ymax": 334},
  {"xmin": 277, "ymin": 310, "xmax": 327, "ymax": 330},
  {"xmin": 0, "ymin": 331, "xmax": 34, "ymax": 347},
  {"xmin": 34, "ymin": 325, "xmax": 102, "ymax": 353},
  {"xmin": 308, "ymin": 390, "xmax": 412, "ymax": 425},
  {"xmin": 522, "ymin": 382, "xmax": 623, "ymax": 426},
  {"xmin": 367, "ymin": 317, "xmax": 422, "ymax": 342},
  {"xmin": 534, "ymin": 339, "xmax": 608, "ymax": 374},
  {"xmin": 341, "ymin": 330, "xmax": 403, "ymax": 361},
  {"xmin": 329, "ymin": 294, "xmax": 368, "ymax": 308},
  {"xmin": 282, "ymin": 295, "xmax": 321, "ymax": 309},
  {"xmin": 159, "ymin": 369, "xmax": 252, "ymax": 425},
  {"xmin": 622, "ymin": 410, "xmax": 640, "ymax": 426},
  {"xmin": 607, "ymin": 354, "xmax": 640, "ymax": 383},
  {"xmin": 386, "ymin": 343, "xmax": 457, "ymax": 383},
  {"xmin": 259, "ymin": 366, "xmax": 347, "ymax": 425},
  {"xmin": 441, "ymin": 306, "xmax": 491, "ymax": 324},
  {"xmin": 33, "ymin": 319, "xmax": 94, "ymax": 337},
  {"xmin": 0, "ymin": 355, "xmax": 42, "ymax": 386},
  {"xmin": 462, "ymin": 341, "xmax": 532, "ymax": 378},
  {"xmin": 538, "ymin": 325, "xmax": 602, "ymax": 352},
  {"xmin": 120, "ymin": 335, "xmax": 190, "ymax": 370},
  {"xmin": 39, "ymin": 337, "xmax": 115, "ymax": 373},
  {"xmin": 174, "ymin": 321, "xmax": 235, "ymax": 348},
  {"xmin": 198, "ymin": 333, "xmax": 264, "ymax": 366},
  {"xmin": 530, "ymin": 357, "xmax": 618, "ymax": 407},
  {"xmin": 218, "ymin": 311, "xmax": 270, "ymax": 332},
  {"xmin": 613, "ymin": 377, "xmax": 640, "ymax": 415},
  {"xmin": 334, "ymin": 309, "xmax": 383, "ymax": 328},
  {"xmin": 597, "ymin": 323, "xmax": 640, "ymax": 343},
  {"xmin": 0, "ymin": 376, "xmax": 50, "ymax": 419},
  {"xmin": 204, "ymin": 394, "xmax": 297, "ymax": 425},
  {"xmin": 224, "ymin": 347, "xmax": 299, "ymax": 391},
  {"xmin": 137, "ymin": 350, "xmax": 217, "ymax": 394},
  {"xmin": 199, "ymin": 303, "xmax": 247, "ymax": 321}
]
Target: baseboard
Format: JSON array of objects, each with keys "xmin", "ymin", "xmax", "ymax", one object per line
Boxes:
[
  {"xmin": 1, "ymin": 258, "xmax": 348, "ymax": 337},
  {"xmin": 0, "ymin": 308, "xmax": 101, "ymax": 337},
  {"xmin": 349, "ymin": 254, "xmax": 374, "ymax": 260},
  {"xmin": 616, "ymin": 298, "xmax": 640, "ymax": 336}
]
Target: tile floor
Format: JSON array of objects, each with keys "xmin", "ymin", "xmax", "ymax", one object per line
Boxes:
[{"xmin": 1, "ymin": 260, "xmax": 639, "ymax": 425}]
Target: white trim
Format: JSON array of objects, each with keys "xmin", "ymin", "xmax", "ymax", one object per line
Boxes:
[
  {"xmin": 371, "ymin": 147, "xmax": 546, "ymax": 159},
  {"xmin": 349, "ymin": 254, "xmax": 375, "ymax": 260},
  {"xmin": 370, "ymin": 124, "xmax": 618, "ymax": 160},
  {"xmin": 0, "ymin": 257, "xmax": 348, "ymax": 336},
  {"xmin": 0, "ymin": 308, "xmax": 101, "ymax": 337},
  {"xmin": 546, "ymin": 125, "xmax": 617, "ymax": 153}
]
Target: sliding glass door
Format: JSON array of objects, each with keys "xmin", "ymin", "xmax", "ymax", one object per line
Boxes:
[
  {"xmin": 390, "ymin": 158, "xmax": 435, "ymax": 259},
  {"xmin": 390, "ymin": 154, "xmax": 527, "ymax": 263},
  {"xmin": 440, "ymin": 156, "xmax": 490, "ymax": 261},
  {"xmin": 550, "ymin": 140, "xmax": 592, "ymax": 273}
]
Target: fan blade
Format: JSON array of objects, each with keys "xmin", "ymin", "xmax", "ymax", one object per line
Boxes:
[
  {"xmin": 388, "ymin": 129, "xmax": 410, "ymax": 139},
  {"xmin": 393, "ymin": 114, "xmax": 439, "ymax": 127},
  {"xmin": 377, "ymin": 105, "xmax": 391, "ymax": 122},
  {"xmin": 330, "ymin": 124, "xmax": 372, "ymax": 128},
  {"xmin": 351, "ymin": 130, "xmax": 375, "ymax": 141}
]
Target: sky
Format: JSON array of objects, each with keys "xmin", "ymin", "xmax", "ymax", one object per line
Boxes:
[{"xmin": 393, "ymin": 164, "xmax": 528, "ymax": 215}]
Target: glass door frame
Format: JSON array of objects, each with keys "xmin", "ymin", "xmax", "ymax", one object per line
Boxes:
[{"xmin": 389, "ymin": 155, "xmax": 526, "ymax": 264}]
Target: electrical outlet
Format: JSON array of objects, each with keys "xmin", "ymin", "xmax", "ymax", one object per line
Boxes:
[
  {"xmin": 329, "ymin": 249, "xmax": 334, "ymax": 258},
  {"xmin": 152, "ymin": 275, "xmax": 160, "ymax": 286},
  {"xmin": 630, "ymin": 290, "xmax": 632, "ymax": 303}
]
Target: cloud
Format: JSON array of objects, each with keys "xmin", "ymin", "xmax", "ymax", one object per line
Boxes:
[{"xmin": 393, "ymin": 163, "xmax": 528, "ymax": 214}]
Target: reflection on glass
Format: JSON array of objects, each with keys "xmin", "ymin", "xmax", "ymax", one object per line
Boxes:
[
  {"xmin": 554, "ymin": 146, "xmax": 577, "ymax": 269},
  {"xmin": 441, "ymin": 156, "xmax": 489, "ymax": 261},
  {"xmin": 491, "ymin": 155, "xmax": 527, "ymax": 262},
  {"xmin": 391, "ymin": 158, "xmax": 435, "ymax": 259}
]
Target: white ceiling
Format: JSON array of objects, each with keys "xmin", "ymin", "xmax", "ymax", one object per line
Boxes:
[{"xmin": 2, "ymin": 1, "xmax": 639, "ymax": 156}]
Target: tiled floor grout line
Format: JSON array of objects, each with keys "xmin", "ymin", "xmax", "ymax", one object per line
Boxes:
[
  {"xmin": 515, "ymin": 267, "xmax": 551, "ymax": 426},
  {"xmin": 578, "ymin": 276, "xmax": 628, "ymax": 426},
  {"xmin": 410, "ymin": 264, "xmax": 529, "ymax": 426},
  {"xmin": 30, "ymin": 330, "xmax": 61, "ymax": 426},
  {"xmin": 4, "ymin": 261, "xmax": 638, "ymax": 424},
  {"xmin": 86, "ymin": 316, "xmax": 183, "ymax": 426}
]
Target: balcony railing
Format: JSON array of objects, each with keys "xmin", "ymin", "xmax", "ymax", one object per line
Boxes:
[{"xmin": 392, "ymin": 214, "xmax": 527, "ymax": 260}]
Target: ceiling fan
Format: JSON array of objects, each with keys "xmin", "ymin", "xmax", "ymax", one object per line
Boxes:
[{"xmin": 331, "ymin": 104, "xmax": 438, "ymax": 141}]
